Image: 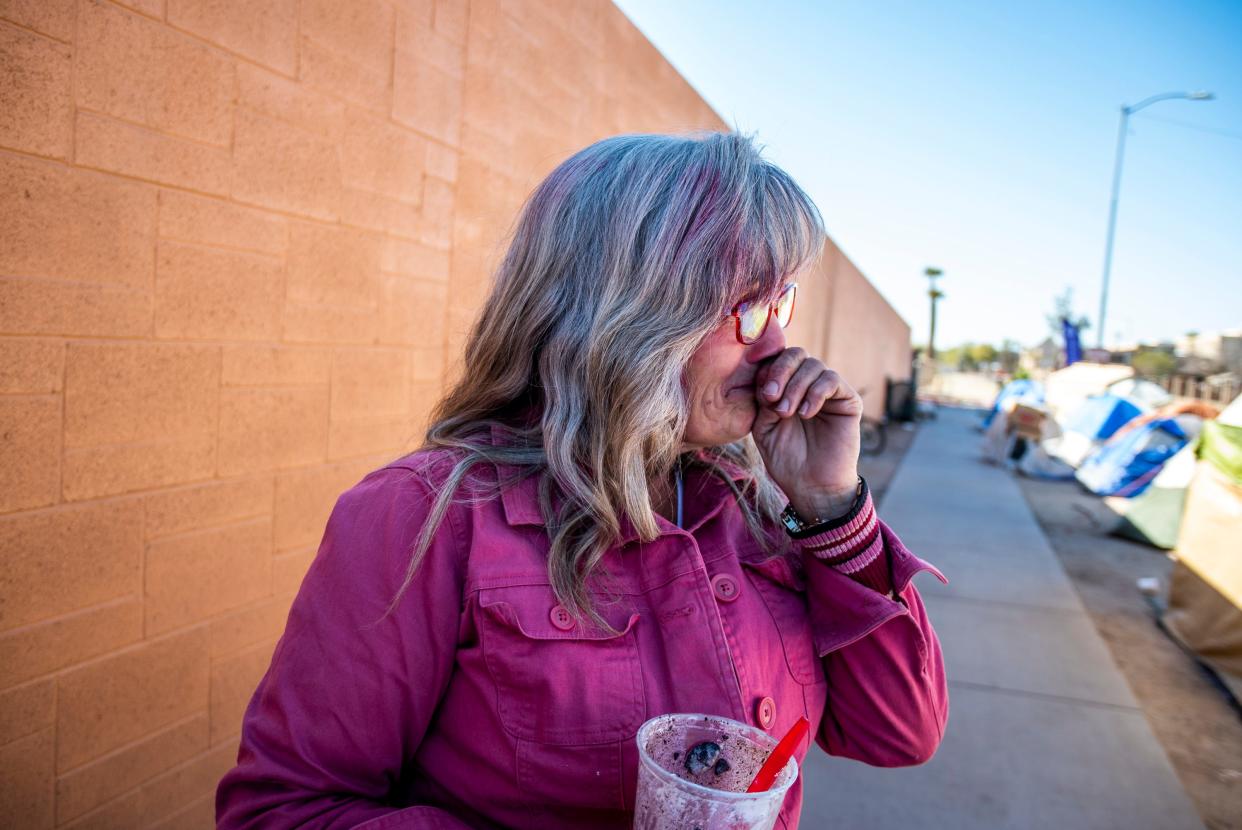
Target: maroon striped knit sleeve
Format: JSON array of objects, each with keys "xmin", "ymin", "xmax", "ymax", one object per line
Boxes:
[{"xmin": 796, "ymin": 490, "xmax": 892, "ymax": 594}]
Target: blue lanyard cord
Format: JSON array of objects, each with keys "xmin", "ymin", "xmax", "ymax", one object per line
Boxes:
[{"xmin": 675, "ymin": 458, "xmax": 684, "ymax": 529}]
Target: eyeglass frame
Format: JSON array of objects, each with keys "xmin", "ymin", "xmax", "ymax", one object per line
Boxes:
[{"xmin": 727, "ymin": 282, "xmax": 798, "ymax": 345}]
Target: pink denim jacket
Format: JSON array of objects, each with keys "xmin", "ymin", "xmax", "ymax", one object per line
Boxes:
[{"xmin": 216, "ymin": 439, "xmax": 948, "ymax": 829}]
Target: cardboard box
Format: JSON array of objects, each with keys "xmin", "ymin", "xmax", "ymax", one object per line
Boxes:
[{"xmin": 1007, "ymin": 403, "xmax": 1046, "ymax": 440}]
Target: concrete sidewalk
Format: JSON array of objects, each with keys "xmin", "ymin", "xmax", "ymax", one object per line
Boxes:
[{"xmin": 801, "ymin": 407, "xmax": 1204, "ymax": 829}]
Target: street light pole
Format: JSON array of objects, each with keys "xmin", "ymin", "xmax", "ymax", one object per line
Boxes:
[
  {"xmin": 1096, "ymin": 90, "xmax": 1214, "ymax": 349},
  {"xmin": 925, "ymin": 267, "xmax": 943, "ymax": 360}
]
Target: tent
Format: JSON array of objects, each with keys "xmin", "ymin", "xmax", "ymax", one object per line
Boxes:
[
  {"xmin": 980, "ymin": 397, "xmax": 1029, "ymax": 465},
  {"xmin": 1162, "ymin": 399, "xmax": 1242, "ymax": 699},
  {"xmin": 982, "ymin": 379, "xmax": 1044, "ymax": 429},
  {"xmin": 1106, "ymin": 377, "xmax": 1174, "ymax": 410},
  {"xmin": 1106, "ymin": 442, "xmax": 1197, "ymax": 549},
  {"xmin": 1076, "ymin": 418, "xmax": 1188, "ymax": 497},
  {"xmin": 979, "ymin": 393, "xmax": 1065, "ymax": 473},
  {"xmin": 1047, "ymin": 394, "xmax": 1143, "ymax": 468},
  {"xmin": 1103, "ymin": 403, "xmax": 1221, "ymax": 548},
  {"xmin": 1064, "ymin": 394, "xmax": 1144, "ymax": 439},
  {"xmin": 1016, "ymin": 437, "xmax": 1077, "ymax": 480},
  {"xmin": 1042, "ymin": 362, "xmax": 1135, "ymax": 421}
]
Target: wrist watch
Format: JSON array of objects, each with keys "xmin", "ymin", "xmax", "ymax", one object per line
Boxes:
[{"xmin": 780, "ymin": 476, "xmax": 867, "ymax": 538}]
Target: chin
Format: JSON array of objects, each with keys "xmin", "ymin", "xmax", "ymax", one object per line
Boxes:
[
  {"xmin": 685, "ymin": 422, "xmax": 749, "ymax": 450},
  {"xmin": 685, "ymin": 398, "xmax": 757, "ymax": 449},
  {"xmin": 713, "ymin": 410, "xmax": 757, "ymax": 447},
  {"xmin": 730, "ymin": 401, "xmax": 759, "ymax": 438}
]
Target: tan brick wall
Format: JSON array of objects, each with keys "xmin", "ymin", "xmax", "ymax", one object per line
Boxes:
[
  {"xmin": 820, "ymin": 240, "xmax": 914, "ymax": 416},
  {"xmin": 0, "ymin": 1, "xmax": 910, "ymax": 826}
]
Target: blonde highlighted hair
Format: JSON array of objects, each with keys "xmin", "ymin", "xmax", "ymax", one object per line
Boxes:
[{"xmin": 384, "ymin": 130, "xmax": 826, "ymax": 633}]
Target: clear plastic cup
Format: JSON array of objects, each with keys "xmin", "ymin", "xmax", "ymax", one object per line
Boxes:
[{"xmin": 633, "ymin": 713, "xmax": 799, "ymax": 830}]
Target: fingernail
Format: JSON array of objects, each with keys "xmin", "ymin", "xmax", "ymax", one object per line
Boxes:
[
  {"xmin": 798, "ymin": 402, "xmax": 809, "ymax": 416},
  {"xmin": 763, "ymin": 382, "xmax": 779, "ymax": 397},
  {"xmin": 776, "ymin": 399, "xmax": 790, "ymax": 413}
]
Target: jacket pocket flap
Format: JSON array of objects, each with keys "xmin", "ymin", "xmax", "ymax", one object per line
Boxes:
[{"xmin": 480, "ymin": 596, "xmax": 640, "ymax": 641}]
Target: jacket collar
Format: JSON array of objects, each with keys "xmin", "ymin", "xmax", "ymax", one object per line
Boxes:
[{"xmin": 488, "ymin": 425, "xmax": 752, "ymax": 539}]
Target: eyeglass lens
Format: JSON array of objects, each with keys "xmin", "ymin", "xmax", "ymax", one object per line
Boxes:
[{"xmin": 739, "ymin": 283, "xmax": 796, "ymax": 344}]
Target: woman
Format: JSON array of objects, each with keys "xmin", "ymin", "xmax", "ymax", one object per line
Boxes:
[{"xmin": 216, "ymin": 131, "xmax": 947, "ymax": 829}]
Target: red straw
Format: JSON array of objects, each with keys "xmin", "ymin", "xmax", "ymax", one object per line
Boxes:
[{"xmin": 745, "ymin": 716, "xmax": 810, "ymax": 793}]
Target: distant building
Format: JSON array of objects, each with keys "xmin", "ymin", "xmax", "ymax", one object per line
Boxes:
[
  {"xmin": 1174, "ymin": 329, "xmax": 1242, "ymax": 374},
  {"xmin": 1020, "ymin": 337, "xmax": 1060, "ymax": 373},
  {"xmin": 1082, "ymin": 348, "xmax": 1112, "ymax": 363},
  {"xmin": 1221, "ymin": 333, "xmax": 1242, "ymax": 374},
  {"xmin": 1178, "ymin": 355, "xmax": 1219, "ymax": 377},
  {"xmin": 1108, "ymin": 342, "xmax": 1141, "ymax": 366}
]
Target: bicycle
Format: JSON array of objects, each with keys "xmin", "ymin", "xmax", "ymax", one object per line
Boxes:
[
  {"xmin": 855, "ymin": 385, "xmax": 888, "ymax": 456},
  {"xmin": 860, "ymin": 415, "xmax": 887, "ymax": 456}
]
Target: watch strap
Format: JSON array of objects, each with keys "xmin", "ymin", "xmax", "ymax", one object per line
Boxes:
[{"xmin": 782, "ymin": 476, "xmax": 868, "ymax": 540}]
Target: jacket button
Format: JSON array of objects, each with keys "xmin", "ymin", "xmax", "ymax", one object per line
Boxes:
[
  {"xmin": 711, "ymin": 573, "xmax": 739, "ymax": 603},
  {"xmin": 549, "ymin": 605, "xmax": 575, "ymax": 631},
  {"xmin": 757, "ymin": 696, "xmax": 776, "ymax": 729}
]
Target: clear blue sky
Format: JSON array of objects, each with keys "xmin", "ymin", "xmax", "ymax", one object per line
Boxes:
[{"xmin": 613, "ymin": 0, "xmax": 1242, "ymax": 350}]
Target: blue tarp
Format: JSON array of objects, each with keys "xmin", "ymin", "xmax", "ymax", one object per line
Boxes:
[
  {"xmin": 1076, "ymin": 418, "xmax": 1189, "ymax": 497},
  {"xmin": 1063, "ymin": 394, "xmax": 1142, "ymax": 441},
  {"xmin": 982, "ymin": 379, "xmax": 1045, "ymax": 428}
]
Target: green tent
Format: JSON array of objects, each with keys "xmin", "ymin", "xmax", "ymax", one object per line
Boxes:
[
  {"xmin": 1106, "ymin": 441, "xmax": 1197, "ymax": 549},
  {"xmin": 1198, "ymin": 416, "xmax": 1242, "ymax": 482}
]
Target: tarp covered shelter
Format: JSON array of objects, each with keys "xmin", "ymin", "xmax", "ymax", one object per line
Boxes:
[
  {"xmin": 1076, "ymin": 418, "xmax": 1189, "ymax": 497},
  {"xmin": 1106, "ymin": 377, "xmax": 1174, "ymax": 410},
  {"xmin": 1048, "ymin": 394, "xmax": 1143, "ymax": 468},
  {"xmin": 1107, "ymin": 442, "xmax": 1197, "ymax": 549},
  {"xmin": 1043, "ymin": 362, "xmax": 1135, "ymax": 420},
  {"xmin": 1162, "ymin": 400, "xmax": 1242, "ymax": 699},
  {"xmin": 982, "ymin": 379, "xmax": 1044, "ymax": 429},
  {"xmin": 1064, "ymin": 394, "xmax": 1144, "ymax": 440}
]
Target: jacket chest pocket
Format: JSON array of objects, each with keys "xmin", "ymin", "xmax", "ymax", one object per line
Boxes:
[
  {"xmin": 477, "ymin": 590, "xmax": 645, "ymax": 746},
  {"xmin": 741, "ymin": 555, "xmax": 823, "ymax": 686}
]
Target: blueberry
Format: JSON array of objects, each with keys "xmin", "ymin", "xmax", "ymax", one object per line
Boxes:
[
  {"xmin": 683, "ymin": 741, "xmax": 721, "ymax": 775},
  {"xmin": 713, "ymin": 758, "xmax": 731, "ymax": 775}
]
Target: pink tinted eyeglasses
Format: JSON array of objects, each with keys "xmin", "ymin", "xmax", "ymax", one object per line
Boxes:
[{"xmin": 727, "ymin": 282, "xmax": 797, "ymax": 345}]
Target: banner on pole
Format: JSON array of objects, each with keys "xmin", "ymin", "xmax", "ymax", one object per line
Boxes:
[{"xmin": 1062, "ymin": 317, "xmax": 1082, "ymax": 365}]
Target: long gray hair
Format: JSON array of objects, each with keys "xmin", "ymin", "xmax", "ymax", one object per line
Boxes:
[{"xmin": 385, "ymin": 131, "xmax": 826, "ymax": 633}]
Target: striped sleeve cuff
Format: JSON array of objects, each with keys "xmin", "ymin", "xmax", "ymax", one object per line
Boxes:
[{"xmin": 797, "ymin": 490, "xmax": 892, "ymax": 594}]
